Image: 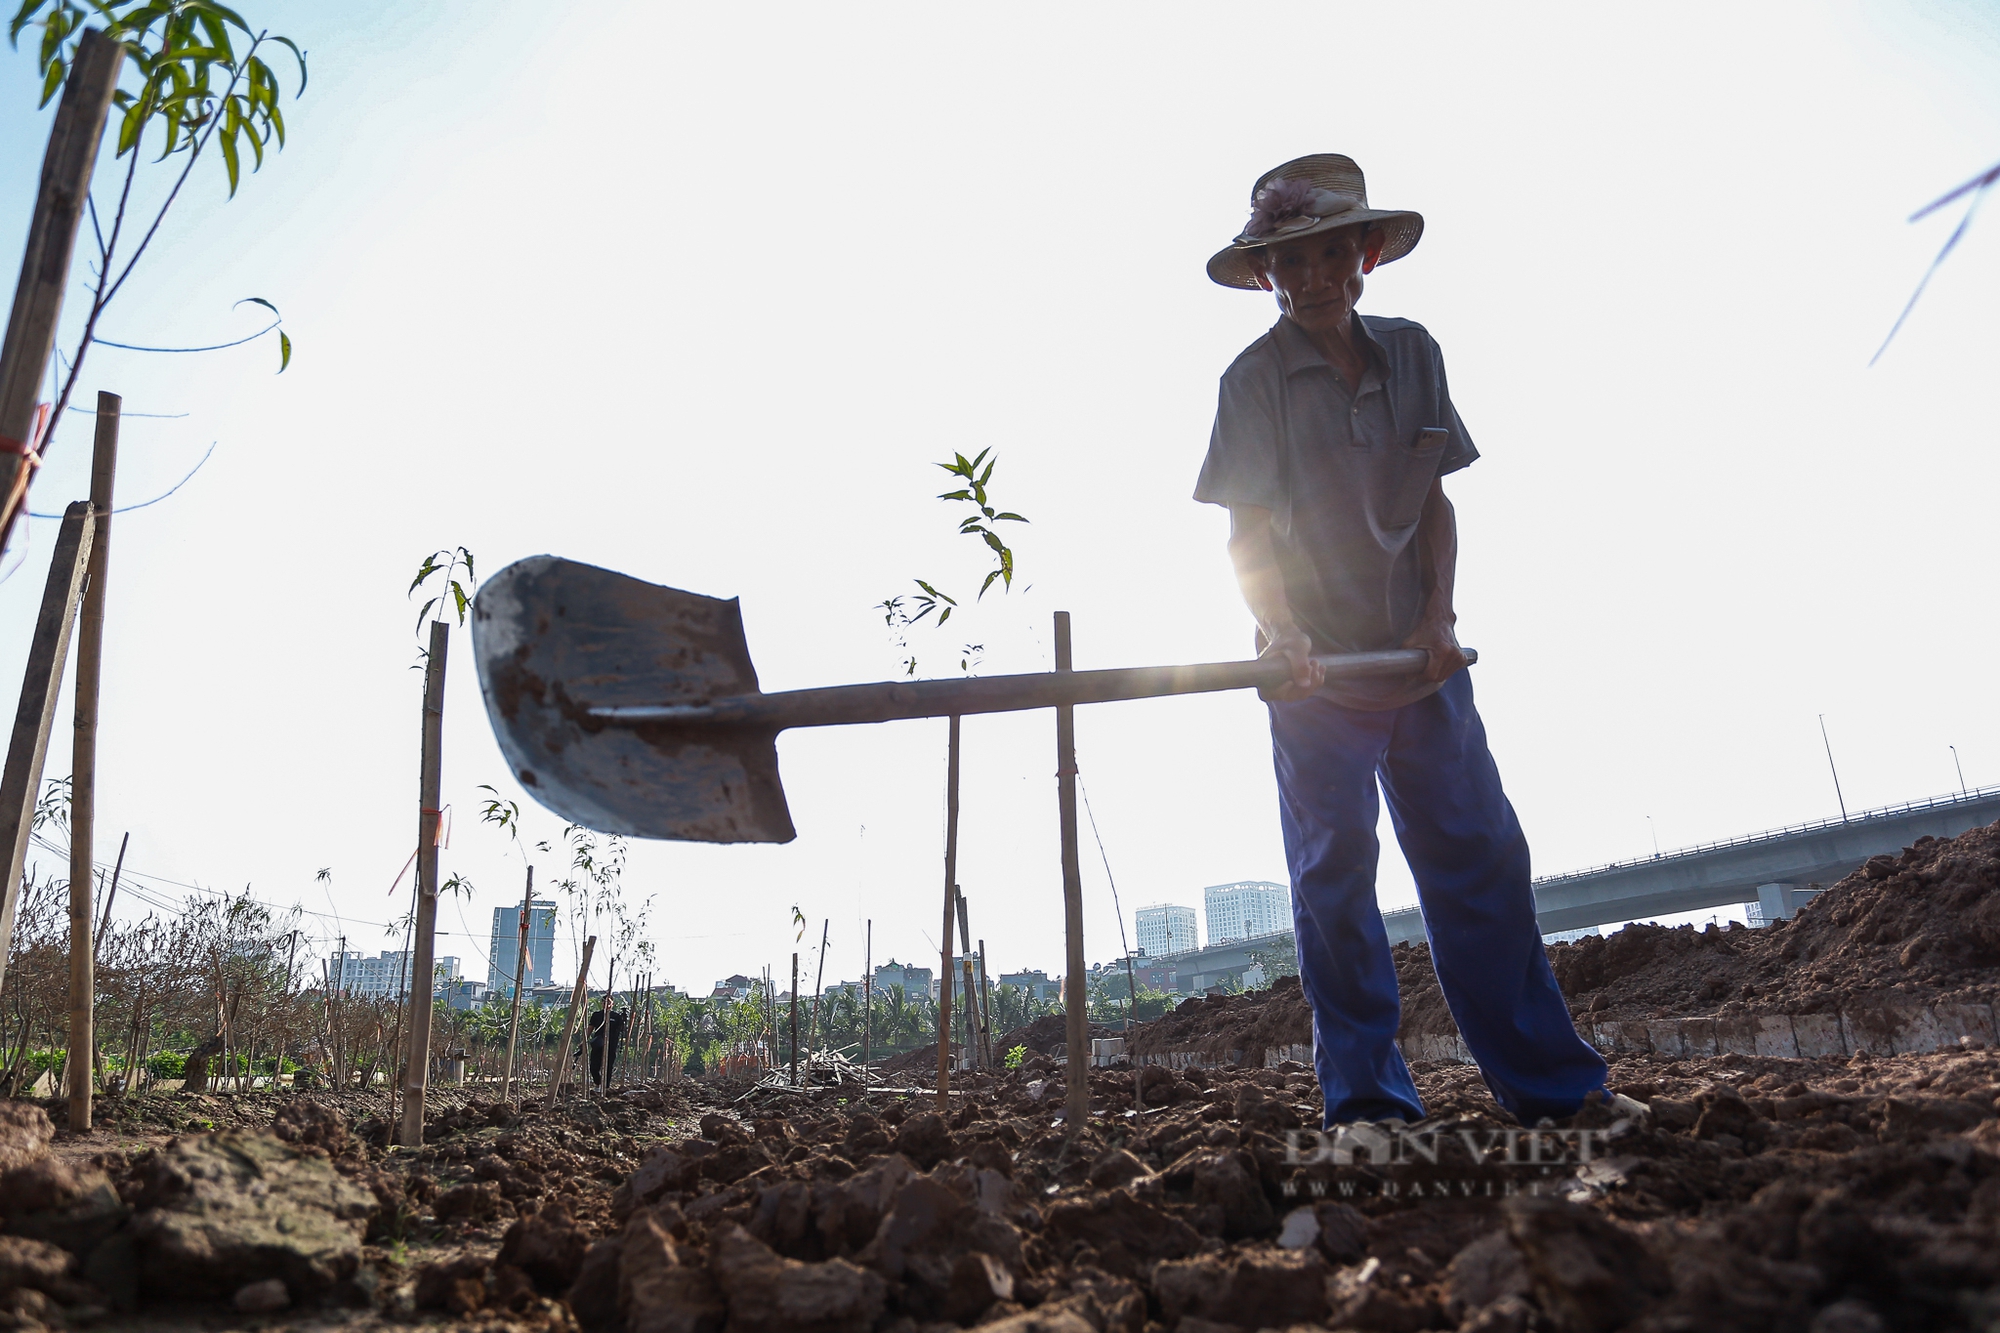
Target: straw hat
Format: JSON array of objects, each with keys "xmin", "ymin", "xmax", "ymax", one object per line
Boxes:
[{"xmin": 1207, "ymin": 153, "xmax": 1424, "ymax": 289}]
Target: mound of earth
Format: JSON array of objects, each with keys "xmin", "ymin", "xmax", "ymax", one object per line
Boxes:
[
  {"xmin": 1374, "ymin": 819, "xmax": 2000, "ymax": 1042},
  {"xmin": 1129, "ymin": 973, "xmax": 1314, "ymax": 1060}
]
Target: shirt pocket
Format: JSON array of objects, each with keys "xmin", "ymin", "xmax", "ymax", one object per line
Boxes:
[{"xmin": 1385, "ymin": 427, "xmax": 1451, "ymax": 527}]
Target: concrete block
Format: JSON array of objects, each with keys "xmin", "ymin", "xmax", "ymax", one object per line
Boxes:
[
  {"xmin": 1714, "ymin": 1016, "xmax": 1760, "ymax": 1057},
  {"xmin": 1888, "ymin": 1006, "xmax": 1950, "ymax": 1056},
  {"xmin": 1616, "ymin": 1020, "xmax": 1654, "ymax": 1053},
  {"xmin": 1754, "ymin": 1015, "xmax": 1800, "ymax": 1059},
  {"xmin": 1840, "ymin": 1000, "xmax": 1920, "ymax": 1056},
  {"xmin": 1644, "ymin": 1021, "xmax": 1684, "ymax": 1058},
  {"xmin": 1790, "ymin": 1012, "xmax": 1845, "ymax": 1057},
  {"xmin": 1679, "ymin": 1019, "xmax": 1718, "ymax": 1057},
  {"xmin": 1930, "ymin": 1003, "xmax": 1998, "ymax": 1047}
]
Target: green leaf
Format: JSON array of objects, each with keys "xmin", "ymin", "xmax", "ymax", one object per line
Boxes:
[
  {"xmin": 459, "ymin": 547, "xmax": 476, "ymax": 582},
  {"xmin": 408, "ymin": 553, "xmax": 442, "ymax": 593},
  {"xmin": 236, "ymin": 295, "xmax": 278, "ymax": 314},
  {"xmin": 268, "ymin": 33, "xmax": 306, "ymax": 94},
  {"xmin": 115, "ymin": 98, "xmax": 144, "ymax": 155},
  {"xmin": 218, "ymin": 124, "xmax": 240, "ymax": 195},
  {"xmin": 8, "ymin": 0, "xmax": 43, "ymax": 47},
  {"xmin": 936, "ymin": 606, "xmax": 951, "ymax": 625},
  {"xmin": 992, "ymin": 512, "xmax": 1028, "ymax": 523},
  {"xmin": 276, "ymin": 329, "xmax": 290, "ymax": 372},
  {"xmin": 37, "ymin": 56, "xmax": 61, "ymax": 107}
]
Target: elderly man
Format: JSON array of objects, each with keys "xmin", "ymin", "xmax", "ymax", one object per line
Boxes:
[{"xmin": 1196, "ymin": 154, "xmax": 1609, "ymax": 1127}]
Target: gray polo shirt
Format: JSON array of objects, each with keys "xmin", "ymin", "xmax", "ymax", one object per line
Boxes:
[{"xmin": 1194, "ymin": 313, "xmax": 1477, "ymax": 706}]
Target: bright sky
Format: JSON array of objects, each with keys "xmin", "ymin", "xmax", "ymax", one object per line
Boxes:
[{"xmin": 3, "ymin": 1, "xmax": 1996, "ymax": 1001}]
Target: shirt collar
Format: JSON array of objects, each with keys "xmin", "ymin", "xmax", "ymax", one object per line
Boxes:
[{"xmin": 1270, "ymin": 313, "xmax": 1387, "ymax": 387}]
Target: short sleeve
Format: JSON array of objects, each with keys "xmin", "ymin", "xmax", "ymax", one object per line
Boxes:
[
  {"xmin": 1193, "ymin": 365, "xmax": 1284, "ymax": 510},
  {"xmin": 1432, "ymin": 338, "xmax": 1479, "ymax": 477}
]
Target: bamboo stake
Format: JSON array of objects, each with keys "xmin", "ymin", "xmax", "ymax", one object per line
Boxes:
[
  {"xmin": 91, "ymin": 830, "xmax": 126, "ymax": 967},
  {"xmin": 937, "ymin": 714, "xmax": 960, "ymax": 1107},
  {"xmin": 1055, "ymin": 612, "xmax": 1089, "ymax": 1132},
  {"xmin": 810, "ymin": 918, "xmax": 828, "ymax": 1057},
  {"xmin": 0, "ymin": 502, "xmax": 94, "ymax": 996},
  {"xmin": 863, "ymin": 920, "xmax": 872, "ymax": 1065},
  {"xmin": 977, "ymin": 938, "xmax": 994, "ymax": 1068},
  {"xmin": 546, "ymin": 935, "xmax": 596, "ymax": 1108},
  {"xmin": 789, "ymin": 953, "xmax": 800, "ymax": 1086},
  {"xmin": 66, "ymin": 390, "xmax": 118, "ymax": 1132},
  {"xmin": 399, "ymin": 619, "xmax": 449, "ymax": 1147},
  {"xmin": 501, "ymin": 866, "xmax": 532, "ymax": 1103},
  {"xmin": 954, "ymin": 892, "xmax": 977, "ymax": 1070}
]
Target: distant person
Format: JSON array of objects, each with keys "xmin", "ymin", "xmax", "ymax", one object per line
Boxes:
[
  {"xmin": 584, "ymin": 1006, "xmax": 607, "ymax": 1088},
  {"xmin": 1196, "ymin": 154, "xmax": 1631, "ymax": 1128},
  {"xmin": 604, "ymin": 1007, "xmax": 629, "ymax": 1086}
]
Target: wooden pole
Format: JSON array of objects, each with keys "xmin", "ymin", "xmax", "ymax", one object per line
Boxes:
[
  {"xmin": 66, "ymin": 392, "xmax": 117, "ymax": 1132},
  {"xmin": 863, "ymin": 919, "xmax": 872, "ymax": 1065},
  {"xmin": 1054, "ymin": 611, "xmax": 1089, "ymax": 1132},
  {"xmin": 954, "ymin": 892, "xmax": 977, "ymax": 1069},
  {"xmin": 789, "ymin": 952, "xmax": 800, "ymax": 1086},
  {"xmin": 546, "ymin": 934, "xmax": 596, "ymax": 1107},
  {"xmin": 0, "ymin": 30, "xmax": 123, "ymax": 544},
  {"xmin": 0, "ymin": 501, "xmax": 94, "ymax": 996},
  {"xmin": 809, "ymin": 918, "xmax": 828, "ymax": 1059},
  {"xmin": 977, "ymin": 938, "xmax": 994, "ymax": 1069},
  {"xmin": 399, "ymin": 620, "xmax": 448, "ymax": 1147},
  {"xmin": 937, "ymin": 714, "xmax": 960, "ymax": 1106},
  {"xmin": 501, "ymin": 865, "xmax": 532, "ymax": 1103}
]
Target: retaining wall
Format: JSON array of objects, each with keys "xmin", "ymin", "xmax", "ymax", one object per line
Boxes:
[{"xmin": 1106, "ymin": 1001, "xmax": 1999, "ymax": 1071}]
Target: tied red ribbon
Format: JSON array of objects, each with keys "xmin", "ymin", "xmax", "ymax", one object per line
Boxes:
[{"xmin": 1, "ymin": 403, "xmax": 53, "ymax": 468}]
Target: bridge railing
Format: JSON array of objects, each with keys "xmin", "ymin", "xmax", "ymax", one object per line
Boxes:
[{"xmin": 1533, "ymin": 783, "xmax": 2000, "ymax": 889}]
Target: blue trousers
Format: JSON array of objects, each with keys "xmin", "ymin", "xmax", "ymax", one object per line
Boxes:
[{"xmin": 1271, "ymin": 671, "xmax": 1606, "ymax": 1125}]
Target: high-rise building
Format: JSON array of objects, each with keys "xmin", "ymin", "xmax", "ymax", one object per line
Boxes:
[
  {"xmin": 1203, "ymin": 881, "xmax": 1291, "ymax": 946},
  {"xmin": 330, "ymin": 950, "xmax": 412, "ymax": 998},
  {"xmin": 1134, "ymin": 904, "xmax": 1198, "ymax": 958},
  {"xmin": 487, "ymin": 900, "xmax": 558, "ymax": 996}
]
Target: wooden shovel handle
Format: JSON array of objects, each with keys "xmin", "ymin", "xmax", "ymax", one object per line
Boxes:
[{"xmin": 595, "ymin": 647, "xmax": 1475, "ymax": 731}]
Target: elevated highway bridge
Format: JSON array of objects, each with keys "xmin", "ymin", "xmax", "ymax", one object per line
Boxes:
[
  {"xmin": 1382, "ymin": 786, "xmax": 2000, "ymax": 945},
  {"xmin": 1153, "ymin": 787, "xmax": 2000, "ymax": 989}
]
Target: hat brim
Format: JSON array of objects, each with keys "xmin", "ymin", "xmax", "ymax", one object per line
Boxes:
[{"xmin": 1206, "ymin": 209, "xmax": 1424, "ymax": 289}]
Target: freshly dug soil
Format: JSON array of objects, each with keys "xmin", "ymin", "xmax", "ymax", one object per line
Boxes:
[
  {"xmin": 1383, "ymin": 818, "xmax": 2000, "ymax": 1040},
  {"xmin": 1128, "ymin": 973, "xmax": 1314, "ymax": 1060},
  {"xmin": 7, "ymin": 1036, "xmax": 2000, "ymax": 1330}
]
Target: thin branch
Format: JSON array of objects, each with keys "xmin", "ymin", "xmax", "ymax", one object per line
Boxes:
[
  {"xmin": 41, "ymin": 36, "xmax": 264, "ymax": 472},
  {"xmin": 95, "ymin": 320, "xmax": 278, "ymax": 353},
  {"xmin": 86, "ymin": 188, "xmax": 105, "ymax": 264},
  {"xmin": 1871, "ymin": 170, "xmax": 1996, "ymax": 366},
  {"xmin": 1910, "ymin": 158, "xmax": 2000, "ymax": 224}
]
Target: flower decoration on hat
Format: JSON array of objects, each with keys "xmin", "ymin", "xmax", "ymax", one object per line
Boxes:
[{"xmin": 1242, "ymin": 176, "xmax": 1362, "ymax": 240}]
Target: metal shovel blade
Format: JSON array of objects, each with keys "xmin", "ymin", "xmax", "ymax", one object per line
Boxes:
[{"xmin": 472, "ymin": 555, "xmax": 797, "ymax": 843}]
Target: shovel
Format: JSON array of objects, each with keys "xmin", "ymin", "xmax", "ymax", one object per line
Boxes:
[{"xmin": 471, "ymin": 556, "xmax": 1474, "ymax": 844}]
